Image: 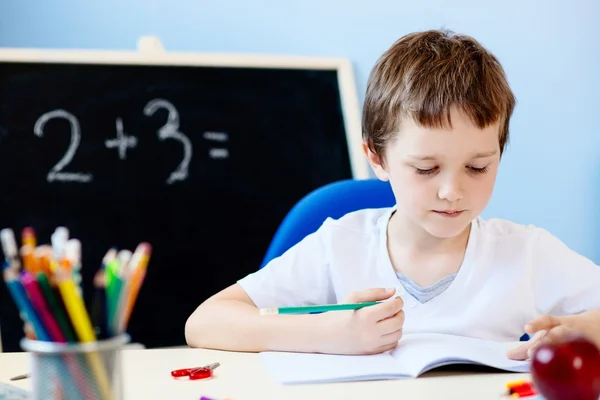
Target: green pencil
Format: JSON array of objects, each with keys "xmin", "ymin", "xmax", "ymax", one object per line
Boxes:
[
  {"xmin": 36, "ymin": 272, "xmax": 77, "ymax": 342},
  {"xmin": 259, "ymin": 301, "xmax": 380, "ymax": 315},
  {"xmin": 105, "ymin": 259, "xmax": 122, "ymax": 337}
]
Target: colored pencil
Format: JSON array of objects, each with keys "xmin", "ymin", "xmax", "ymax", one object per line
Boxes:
[
  {"xmin": 119, "ymin": 243, "xmax": 151, "ymax": 334},
  {"xmin": 36, "ymin": 273, "xmax": 77, "ymax": 342},
  {"xmin": 0, "ymin": 227, "xmax": 151, "ymax": 400},
  {"xmin": 259, "ymin": 301, "xmax": 381, "ymax": 315},
  {"xmin": 54, "ymin": 268, "xmax": 113, "ymax": 400},
  {"xmin": 20, "ymin": 271, "xmax": 65, "ymax": 342},
  {"xmin": 3, "ymin": 267, "xmax": 50, "ymax": 341}
]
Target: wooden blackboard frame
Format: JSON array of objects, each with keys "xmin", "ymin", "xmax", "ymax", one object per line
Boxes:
[{"xmin": 0, "ymin": 35, "xmax": 369, "ymax": 180}]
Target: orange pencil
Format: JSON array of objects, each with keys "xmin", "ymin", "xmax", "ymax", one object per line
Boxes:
[
  {"xmin": 120, "ymin": 243, "xmax": 151, "ymax": 333},
  {"xmin": 35, "ymin": 245, "xmax": 54, "ymax": 278},
  {"xmin": 20, "ymin": 245, "xmax": 38, "ymax": 273}
]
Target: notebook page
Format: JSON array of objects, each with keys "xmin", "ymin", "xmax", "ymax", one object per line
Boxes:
[
  {"xmin": 390, "ymin": 333, "xmax": 530, "ymax": 376},
  {"xmin": 258, "ymin": 351, "xmax": 403, "ymax": 384}
]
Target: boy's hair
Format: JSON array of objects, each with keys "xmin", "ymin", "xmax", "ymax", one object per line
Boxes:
[{"xmin": 363, "ymin": 29, "xmax": 516, "ymax": 163}]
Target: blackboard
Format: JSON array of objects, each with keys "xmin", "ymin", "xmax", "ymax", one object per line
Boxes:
[{"xmin": 0, "ymin": 37, "xmax": 366, "ymax": 351}]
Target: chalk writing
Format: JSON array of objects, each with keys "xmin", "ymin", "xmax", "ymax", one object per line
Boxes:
[
  {"xmin": 32, "ymin": 99, "xmax": 228, "ymax": 184},
  {"xmin": 203, "ymin": 131, "xmax": 229, "ymax": 159},
  {"xmin": 33, "ymin": 110, "xmax": 93, "ymax": 183},
  {"xmin": 105, "ymin": 117, "xmax": 138, "ymax": 160},
  {"xmin": 143, "ymin": 99, "xmax": 192, "ymax": 184}
]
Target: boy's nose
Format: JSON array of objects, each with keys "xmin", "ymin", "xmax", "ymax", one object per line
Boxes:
[{"xmin": 437, "ymin": 178, "xmax": 463, "ymax": 202}]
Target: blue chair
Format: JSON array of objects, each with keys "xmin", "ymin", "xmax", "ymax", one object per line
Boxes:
[{"xmin": 260, "ymin": 178, "xmax": 396, "ymax": 268}]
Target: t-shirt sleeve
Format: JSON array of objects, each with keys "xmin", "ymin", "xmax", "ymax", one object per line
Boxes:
[
  {"xmin": 236, "ymin": 220, "xmax": 336, "ymax": 309},
  {"xmin": 532, "ymin": 228, "xmax": 600, "ymax": 316}
]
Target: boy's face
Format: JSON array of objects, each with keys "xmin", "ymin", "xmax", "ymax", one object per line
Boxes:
[{"xmin": 365, "ymin": 106, "xmax": 501, "ymax": 239}]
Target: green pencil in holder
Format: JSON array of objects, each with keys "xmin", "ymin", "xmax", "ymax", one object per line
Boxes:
[{"xmin": 20, "ymin": 334, "xmax": 130, "ymax": 400}]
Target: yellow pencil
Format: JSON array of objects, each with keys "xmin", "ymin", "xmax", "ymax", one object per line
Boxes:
[{"xmin": 55, "ymin": 268, "xmax": 114, "ymax": 400}]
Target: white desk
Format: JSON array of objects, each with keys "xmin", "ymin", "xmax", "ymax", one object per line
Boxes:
[{"xmin": 0, "ymin": 347, "xmax": 531, "ymax": 400}]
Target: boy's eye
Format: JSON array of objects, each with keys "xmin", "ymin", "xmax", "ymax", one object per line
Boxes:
[
  {"xmin": 415, "ymin": 167, "xmax": 438, "ymax": 175},
  {"xmin": 414, "ymin": 166, "xmax": 489, "ymax": 176},
  {"xmin": 467, "ymin": 166, "xmax": 488, "ymax": 174}
]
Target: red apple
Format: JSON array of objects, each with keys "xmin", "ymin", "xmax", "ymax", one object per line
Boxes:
[{"xmin": 531, "ymin": 335, "xmax": 600, "ymax": 400}]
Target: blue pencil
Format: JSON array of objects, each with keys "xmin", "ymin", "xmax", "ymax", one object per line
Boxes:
[{"xmin": 2, "ymin": 267, "xmax": 50, "ymax": 341}]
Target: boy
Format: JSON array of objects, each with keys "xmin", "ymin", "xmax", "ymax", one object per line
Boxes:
[{"xmin": 185, "ymin": 30, "xmax": 600, "ymax": 359}]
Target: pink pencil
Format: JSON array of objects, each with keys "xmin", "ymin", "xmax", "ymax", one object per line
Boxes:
[{"xmin": 20, "ymin": 271, "xmax": 66, "ymax": 342}]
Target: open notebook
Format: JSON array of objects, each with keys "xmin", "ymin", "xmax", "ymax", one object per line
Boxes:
[{"xmin": 259, "ymin": 333, "xmax": 530, "ymax": 384}]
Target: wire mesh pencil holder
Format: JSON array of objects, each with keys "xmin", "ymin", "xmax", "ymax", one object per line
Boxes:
[{"xmin": 20, "ymin": 334, "xmax": 130, "ymax": 400}]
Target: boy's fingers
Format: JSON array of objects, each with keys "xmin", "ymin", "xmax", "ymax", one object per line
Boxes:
[
  {"xmin": 344, "ymin": 288, "xmax": 396, "ymax": 303},
  {"xmin": 525, "ymin": 315, "xmax": 561, "ymax": 334},
  {"xmin": 526, "ymin": 326, "xmax": 576, "ymax": 359},
  {"xmin": 542, "ymin": 325, "xmax": 577, "ymax": 345},
  {"xmin": 376, "ymin": 339, "xmax": 400, "ymax": 354},
  {"xmin": 506, "ymin": 342, "xmax": 532, "ymax": 361},
  {"xmin": 511, "ymin": 326, "xmax": 579, "ymax": 360},
  {"xmin": 506, "ymin": 330, "xmax": 547, "ymax": 361},
  {"xmin": 366, "ymin": 296, "xmax": 403, "ymax": 321},
  {"xmin": 377, "ymin": 309, "xmax": 405, "ymax": 335}
]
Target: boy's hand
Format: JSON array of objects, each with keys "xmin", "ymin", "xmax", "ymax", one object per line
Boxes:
[
  {"xmin": 507, "ymin": 310, "xmax": 600, "ymax": 360},
  {"xmin": 317, "ymin": 287, "xmax": 405, "ymax": 355}
]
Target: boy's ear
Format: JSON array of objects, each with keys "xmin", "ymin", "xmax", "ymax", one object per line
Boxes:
[{"xmin": 362, "ymin": 141, "xmax": 390, "ymax": 181}]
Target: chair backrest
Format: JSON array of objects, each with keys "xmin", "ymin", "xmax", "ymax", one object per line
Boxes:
[{"xmin": 260, "ymin": 178, "xmax": 396, "ymax": 268}]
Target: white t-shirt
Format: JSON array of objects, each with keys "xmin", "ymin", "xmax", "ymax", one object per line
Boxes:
[{"xmin": 237, "ymin": 207, "xmax": 600, "ymax": 341}]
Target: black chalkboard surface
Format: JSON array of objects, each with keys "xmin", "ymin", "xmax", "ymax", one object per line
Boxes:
[{"xmin": 0, "ymin": 38, "xmax": 365, "ymax": 351}]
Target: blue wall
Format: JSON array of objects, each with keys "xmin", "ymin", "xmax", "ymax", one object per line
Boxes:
[{"xmin": 1, "ymin": 1, "xmax": 599, "ymax": 261}]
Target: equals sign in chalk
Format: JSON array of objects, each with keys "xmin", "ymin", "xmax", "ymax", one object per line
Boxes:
[{"xmin": 203, "ymin": 131, "xmax": 229, "ymax": 159}]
